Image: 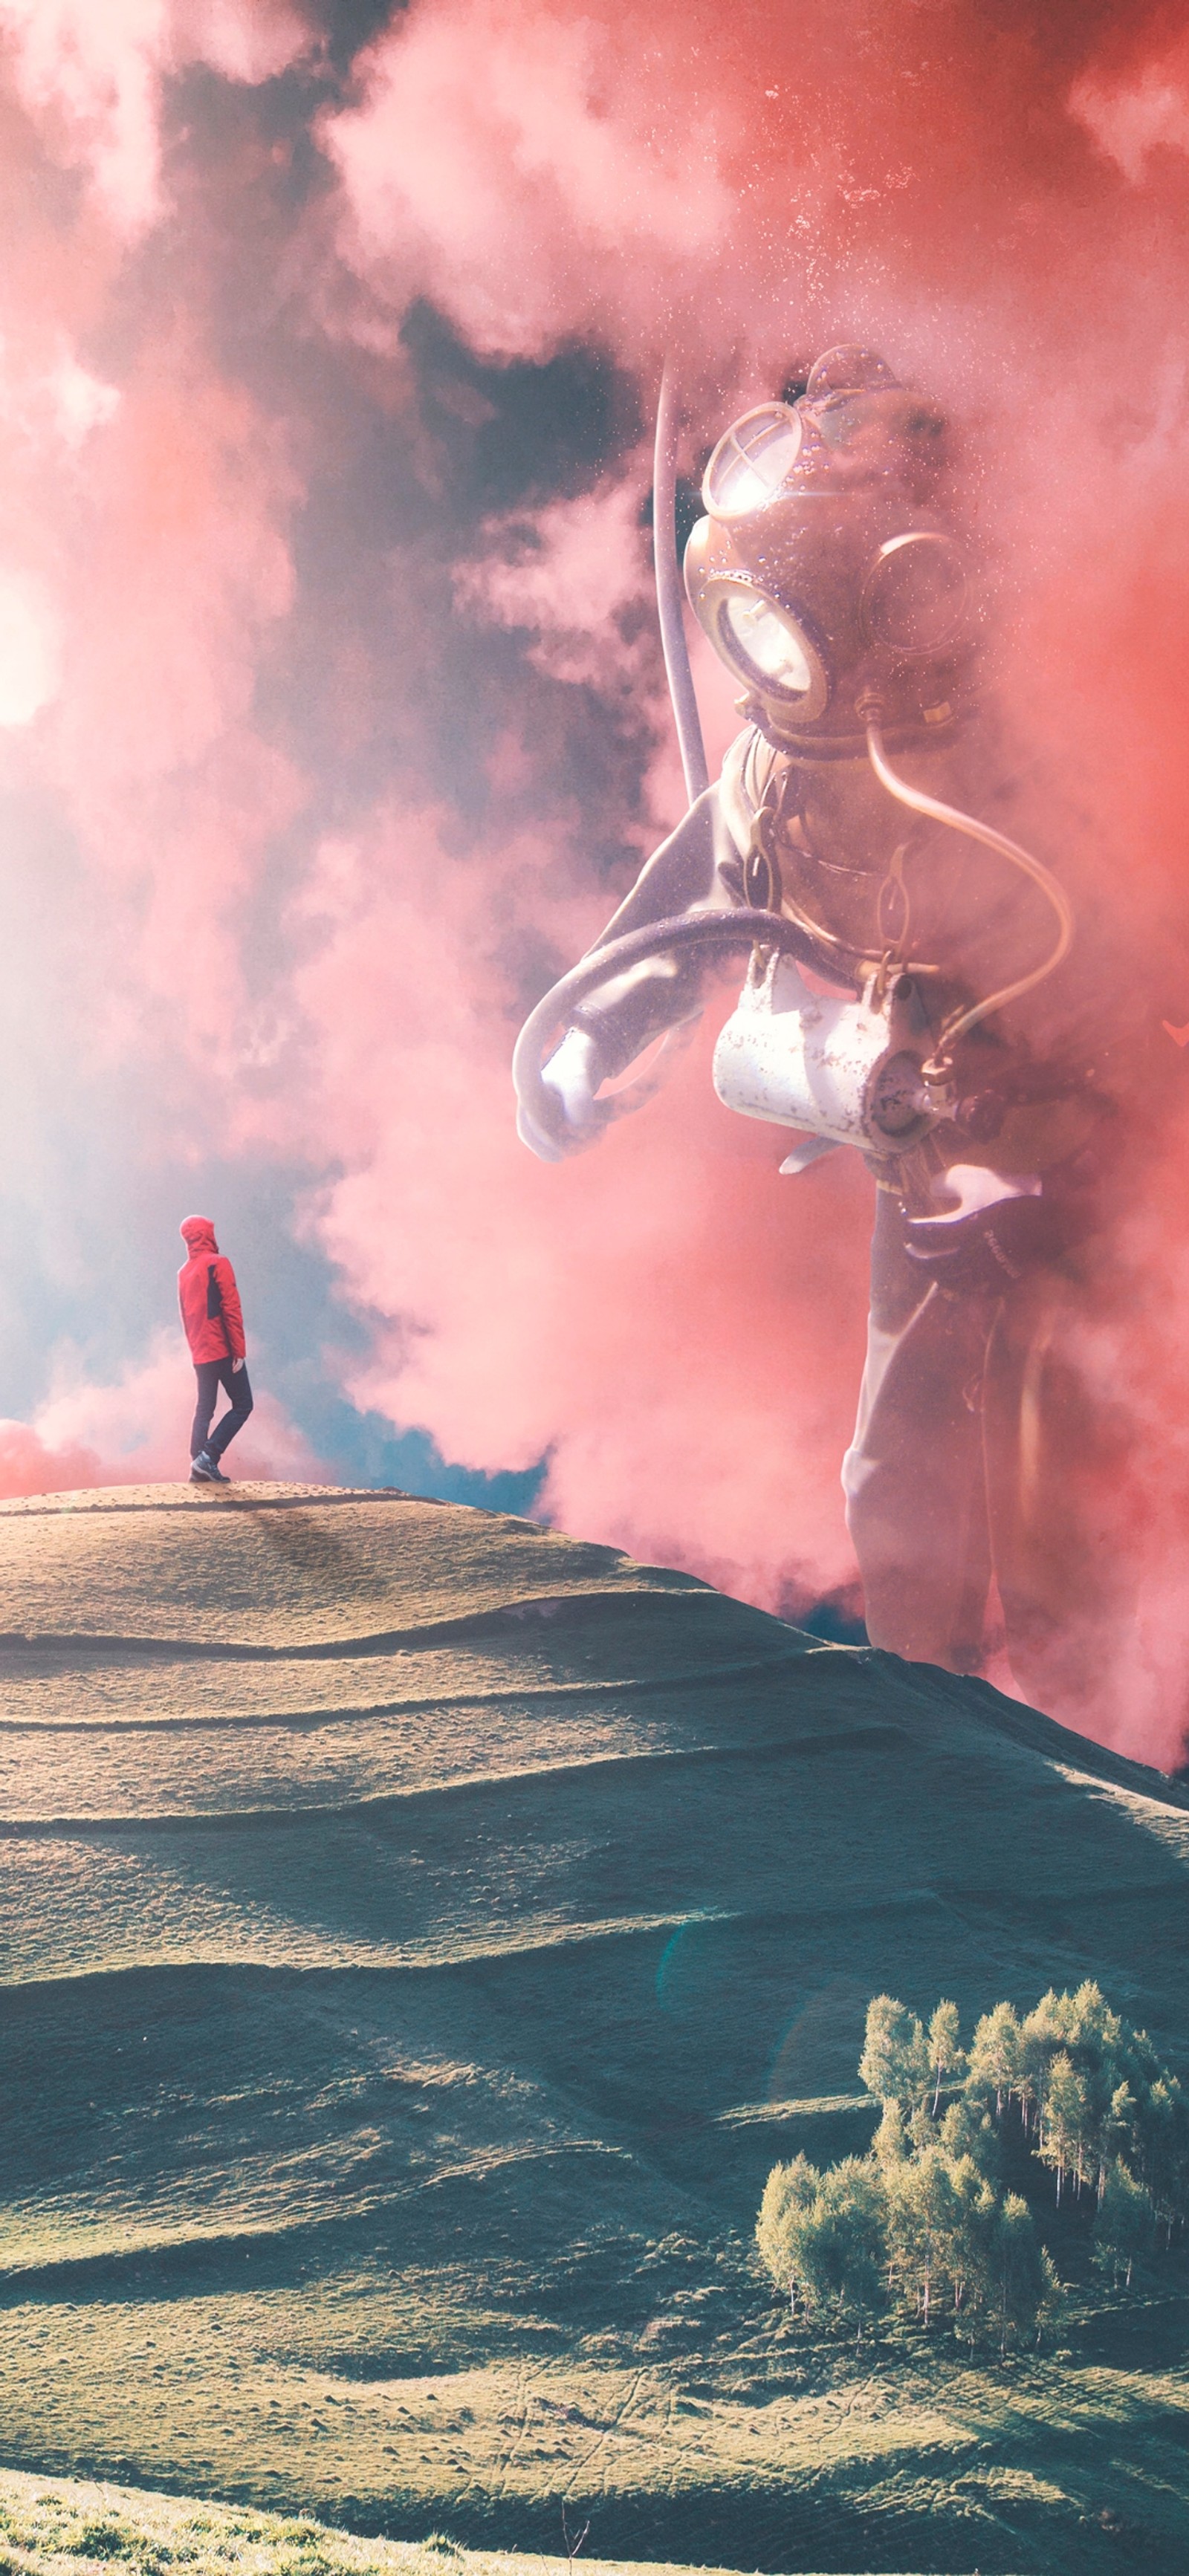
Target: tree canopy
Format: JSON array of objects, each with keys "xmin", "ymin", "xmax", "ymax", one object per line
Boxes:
[{"xmin": 757, "ymin": 1984, "xmax": 1187, "ymax": 2349}]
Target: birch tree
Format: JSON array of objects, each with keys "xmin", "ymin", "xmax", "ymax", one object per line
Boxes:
[
  {"xmin": 859, "ymin": 1995, "xmax": 930, "ymax": 2109},
  {"xmin": 965, "ymin": 2002, "xmax": 1022, "ymax": 2118},
  {"xmin": 1094, "ymin": 2159, "xmax": 1153, "ymax": 2290},
  {"xmin": 927, "ymin": 2000, "xmax": 965, "ymax": 2114},
  {"xmin": 756, "ymin": 2154, "xmax": 819, "ymax": 2309}
]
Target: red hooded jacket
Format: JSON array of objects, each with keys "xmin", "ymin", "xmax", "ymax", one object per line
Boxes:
[{"xmin": 178, "ymin": 1218, "xmax": 246, "ymax": 1365}]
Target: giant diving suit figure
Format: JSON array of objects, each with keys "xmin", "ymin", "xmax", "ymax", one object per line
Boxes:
[{"xmin": 513, "ymin": 346, "xmax": 1144, "ymax": 1718}]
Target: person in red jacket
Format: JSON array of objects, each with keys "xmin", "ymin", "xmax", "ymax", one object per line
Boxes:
[{"xmin": 178, "ymin": 1216, "xmax": 254, "ymax": 1484}]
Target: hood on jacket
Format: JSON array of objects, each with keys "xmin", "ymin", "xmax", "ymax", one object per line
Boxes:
[{"xmin": 180, "ymin": 1216, "xmax": 218, "ymax": 1256}]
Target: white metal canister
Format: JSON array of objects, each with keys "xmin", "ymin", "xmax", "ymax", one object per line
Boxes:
[{"xmin": 712, "ymin": 947, "xmax": 936, "ymax": 1157}]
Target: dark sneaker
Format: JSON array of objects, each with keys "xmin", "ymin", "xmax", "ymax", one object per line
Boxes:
[{"xmin": 190, "ymin": 1452, "xmax": 230, "ymax": 1485}]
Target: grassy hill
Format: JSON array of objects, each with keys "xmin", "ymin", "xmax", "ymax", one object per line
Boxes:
[
  {"xmin": 0, "ymin": 2467, "xmax": 757, "ymax": 2576},
  {"xmin": 0, "ymin": 1484, "xmax": 1187, "ymax": 2575}
]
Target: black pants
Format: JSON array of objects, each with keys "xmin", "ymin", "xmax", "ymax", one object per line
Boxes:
[{"xmin": 191, "ymin": 1359, "xmax": 253, "ymax": 1462}]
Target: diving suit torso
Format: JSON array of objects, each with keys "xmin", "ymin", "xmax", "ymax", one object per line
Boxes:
[
  {"xmin": 513, "ymin": 345, "xmax": 1158, "ymax": 1734},
  {"xmin": 527, "ymin": 716, "xmax": 1101, "ymax": 1207}
]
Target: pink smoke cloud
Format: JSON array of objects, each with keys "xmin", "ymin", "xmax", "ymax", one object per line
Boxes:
[
  {"xmin": 0, "ymin": 5, "xmax": 308, "ymax": 1089},
  {"xmin": 0, "ymin": 1336, "xmax": 326, "ymax": 1499},
  {"xmin": 1071, "ymin": 26, "xmax": 1189, "ymax": 184},
  {"xmin": 453, "ymin": 467, "xmax": 734, "ymax": 836},
  {"xmin": 317, "ymin": 0, "xmax": 1144, "ymax": 395},
  {"xmin": 4, "ymin": 0, "xmax": 1189, "ymax": 1764},
  {"xmin": 320, "ymin": 0, "xmax": 733, "ymax": 365},
  {"xmin": 43, "ymin": 348, "xmax": 305, "ymax": 1062},
  {"xmin": 0, "ymin": 1421, "xmax": 104, "ymax": 1501},
  {"xmin": 455, "ymin": 473, "xmax": 655, "ymax": 696},
  {"xmin": 300, "ymin": 0, "xmax": 1189, "ymax": 1753},
  {"xmin": 273, "ymin": 805, "xmax": 870, "ymax": 1614},
  {"xmin": 0, "ymin": 0, "xmax": 311, "ymax": 238}
]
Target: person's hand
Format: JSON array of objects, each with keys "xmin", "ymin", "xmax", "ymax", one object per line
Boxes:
[
  {"xmin": 232, "ymin": 1356, "xmax": 245, "ymax": 1373},
  {"xmin": 519, "ymin": 1027, "xmax": 609, "ymax": 1162},
  {"xmin": 903, "ymin": 1164, "xmax": 1062, "ymax": 1291}
]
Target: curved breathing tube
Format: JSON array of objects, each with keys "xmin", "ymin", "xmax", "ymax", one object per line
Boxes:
[
  {"xmin": 864, "ymin": 722, "xmax": 1075, "ymax": 1080},
  {"xmin": 512, "ymin": 908, "xmax": 829, "ymax": 1146},
  {"xmin": 654, "ymin": 363, "xmax": 710, "ymax": 804}
]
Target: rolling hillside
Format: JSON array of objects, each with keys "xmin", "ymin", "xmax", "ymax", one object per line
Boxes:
[{"xmin": 0, "ymin": 1485, "xmax": 1187, "ymax": 2575}]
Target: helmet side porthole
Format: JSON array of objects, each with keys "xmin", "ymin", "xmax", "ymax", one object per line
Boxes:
[{"xmin": 861, "ymin": 531, "xmax": 968, "ymax": 657}]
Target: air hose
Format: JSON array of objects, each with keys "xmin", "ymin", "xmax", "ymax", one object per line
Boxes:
[
  {"xmin": 864, "ymin": 721, "xmax": 1075, "ymax": 1081},
  {"xmin": 654, "ymin": 363, "xmax": 710, "ymax": 804}
]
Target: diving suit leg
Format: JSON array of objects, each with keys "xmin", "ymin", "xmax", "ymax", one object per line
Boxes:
[
  {"xmin": 982, "ymin": 1262, "xmax": 1138, "ymax": 1735},
  {"xmin": 842, "ymin": 1187, "xmax": 995, "ymax": 1671}
]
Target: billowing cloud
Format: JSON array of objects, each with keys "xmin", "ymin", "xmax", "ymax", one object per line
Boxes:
[
  {"xmin": 1071, "ymin": 27, "xmax": 1189, "ymax": 185},
  {"xmin": 0, "ymin": 568, "xmax": 62, "ymax": 726},
  {"xmin": 277, "ymin": 805, "xmax": 869, "ymax": 1612},
  {"xmin": 302, "ymin": 0, "xmax": 1189, "ymax": 1751},
  {"xmin": 1, "ymin": 0, "xmax": 1189, "ymax": 1761},
  {"xmin": 0, "ymin": 0, "xmax": 310, "ymax": 236},
  {"xmin": 0, "ymin": 1334, "xmax": 325, "ymax": 1497},
  {"xmin": 320, "ymin": 0, "xmax": 733, "ymax": 363},
  {"xmin": 456, "ymin": 474, "xmax": 652, "ymax": 693},
  {"xmin": 44, "ymin": 346, "xmax": 304, "ymax": 1057}
]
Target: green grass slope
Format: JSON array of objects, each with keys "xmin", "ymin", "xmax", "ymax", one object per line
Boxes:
[
  {"xmin": 0, "ymin": 1485, "xmax": 1187, "ymax": 2575},
  {"xmin": 0, "ymin": 2467, "xmax": 762, "ymax": 2576}
]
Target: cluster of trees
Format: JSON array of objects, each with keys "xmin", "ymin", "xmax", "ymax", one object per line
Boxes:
[
  {"xmin": 868, "ymin": 1983, "xmax": 1189, "ymax": 2254},
  {"xmin": 757, "ymin": 1982, "xmax": 1188, "ymax": 2346}
]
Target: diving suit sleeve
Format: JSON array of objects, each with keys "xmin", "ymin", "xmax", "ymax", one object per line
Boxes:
[
  {"xmin": 571, "ymin": 789, "xmax": 719, "ymax": 1063},
  {"xmin": 517, "ymin": 790, "xmax": 739, "ymax": 1162},
  {"xmin": 516, "ymin": 783, "xmax": 746, "ymax": 1161},
  {"xmin": 567, "ymin": 788, "xmax": 734, "ymax": 1074}
]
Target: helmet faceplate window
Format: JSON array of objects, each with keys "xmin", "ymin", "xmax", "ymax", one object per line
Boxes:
[
  {"xmin": 709, "ymin": 580, "xmax": 830, "ymax": 715},
  {"xmin": 684, "ymin": 354, "xmax": 971, "ymax": 750},
  {"xmin": 721, "ymin": 593, "xmax": 811, "ymax": 692},
  {"xmin": 703, "ymin": 404, "xmax": 803, "ymax": 521}
]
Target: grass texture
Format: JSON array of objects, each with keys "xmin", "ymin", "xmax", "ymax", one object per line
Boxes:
[
  {"xmin": 0, "ymin": 1485, "xmax": 1187, "ymax": 2573},
  {"xmin": 0, "ymin": 2466, "xmax": 758, "ymax": 2576}
]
